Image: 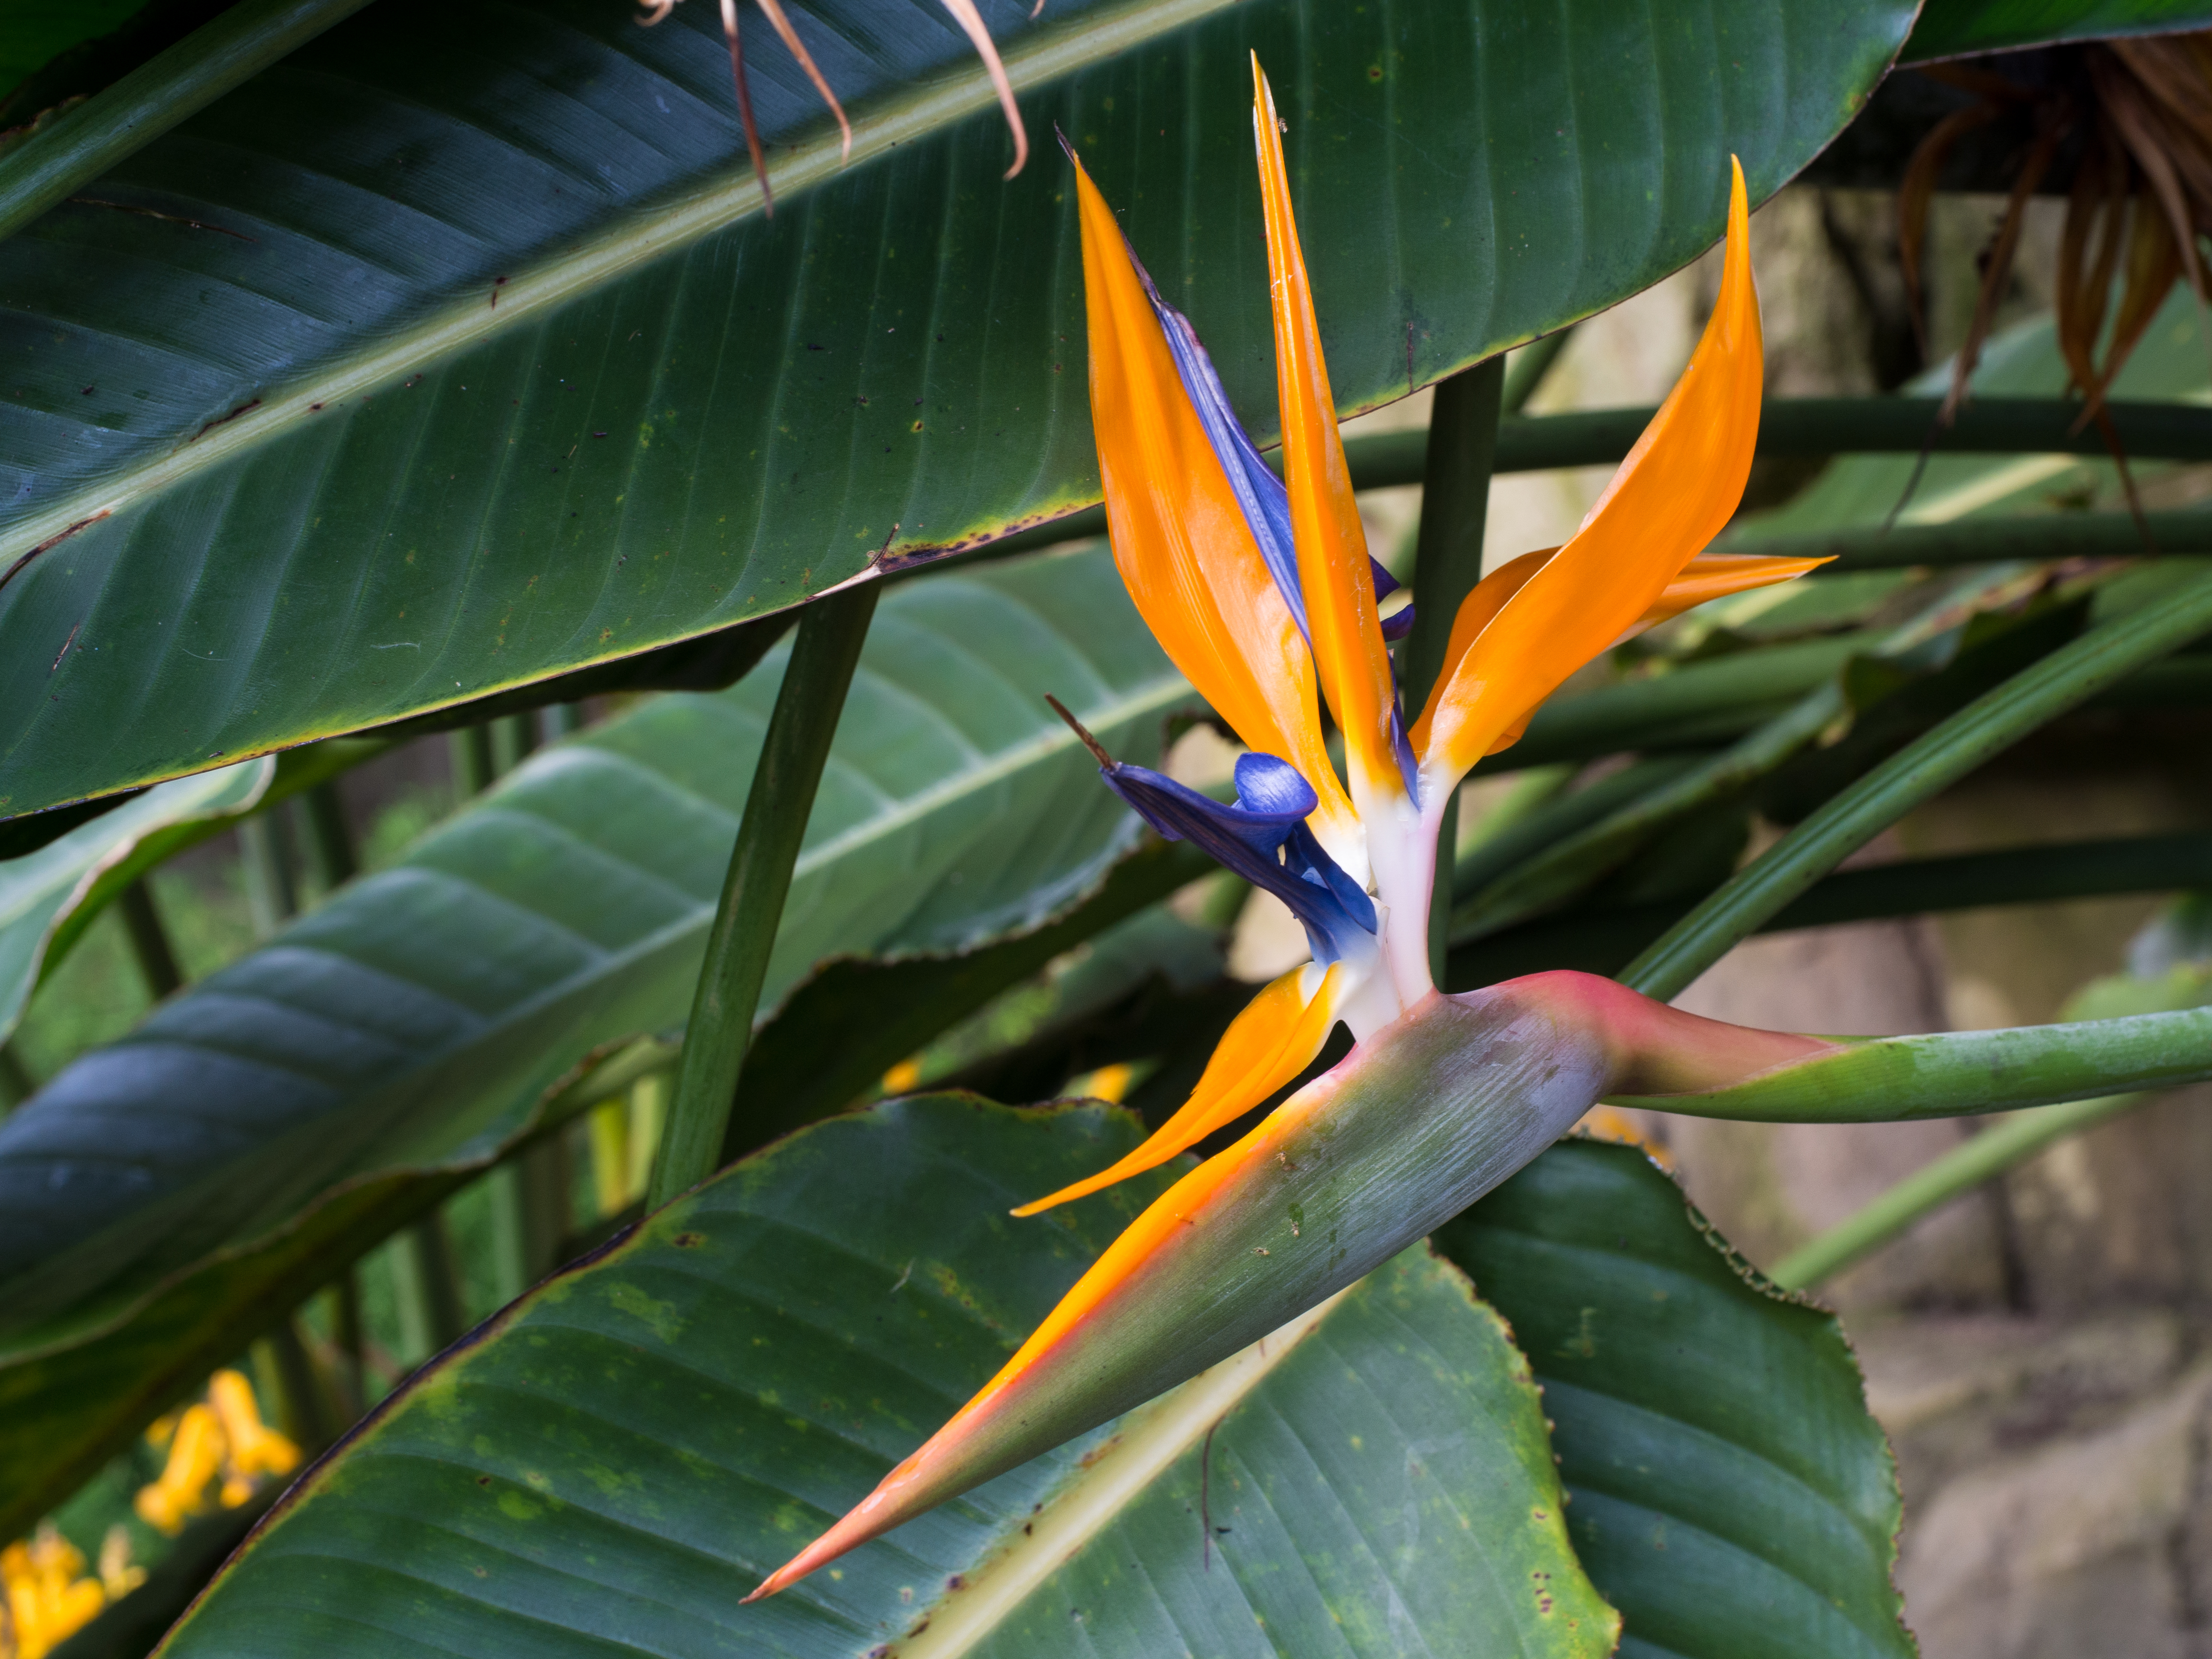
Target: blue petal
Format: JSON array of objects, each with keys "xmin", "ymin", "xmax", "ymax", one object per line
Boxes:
[
  {"xmin": 1096, "ymin": 755, "xmax": 1374, "ymax": 964},
  {"xmin": 1230, "ymin": 751, "xmax": 1317, "ymax": 819},
  {"xmin": 1120, "ymin": 231, "xmax": 1414, "ymax": 664}
]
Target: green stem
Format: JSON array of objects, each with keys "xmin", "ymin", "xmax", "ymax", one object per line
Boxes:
[
  {"xmin": 261, "ymin": 1316, "xmax": 338, "ymax": 1453},
  {"xmin": 976, "ymin": 397, "xmax": 2212, "ymax": 563},
  {"xmin": 647, "ymin": 583, "xmax": 881, "ymax": 1209},
  {"xmin": 116, "ymin": 877, "xmax": 184, "ymax": 998},
  {"xmin": 1622, "ymin": 566, "xmax": 2212, "ymax": 1001},
  {"xmin": 486, "ymin": 1137, "xmax": 571, "ymax": 1302},
  {"xmin": 489, "ymin": 711, "xmax": 539, "ymax": 776},
  {"xmin": 389, "ymin": 1212, "xmax": 468, "ymax": 1361},
  {"xmin": 1769, "ymin": 1093, "xmax": 2146, "ymax": 1290},
  {"xmin": 1471, "ymin": 634, "xmax": 1865, "ymax": 774},
  {"xmin": 1453, "ymin": 756, "xmax": 1707, "ymax": 902},
  {"xmin": 295, "ymin": 779, "xmax": 358, "ymax": 891},
  {"xmin": 484, "ymin": 1167, "xmax": 529, "ymax": 1308},
  {"xmin": 1618, "ymin": 1007, "xmax": 2212, "ymax": 1122},
  {"xmin": 332, "ymin": 1272, "xmax": 365, "ymax": 1419},
  {"xmin": 448, "ymin": 725, "xmax": 495, "ymax": 798},
  {"xmin": 1730, "ymin": 509, "xmax": 2212, "ymax": 569},
  {"xmin": 1501, "ymin": 329, "xmax": 1575, "ymax": 416},
  {"xmin": 0, "ymin": 0, "xmax": 377, "ymax": 243},
  {"xmin": 1458, "ymin": 566, "xmax": 2028, "ymax": 940},
  {"xmin": 1450, "ymin": 832, "xmax": 2212, "ymax": 990},
  {"xmin": 1457, "ymin": 688, "xmax": 1841, "ymax": 941},
  {"xmin": 236, "ymin": 812, "xmax": 297, "ymax": 938},
  {"xmin": 1405, "ymin": 358, "xmax": 1505, "ymax": 983},
  {"xmin": 627, "ymin": 1072, "xmax": 668, "ymax": 1200},
  {"xmin": 1779, "ymin": 833, "xmax": 2212, "ymax": 928},
  {"xmin": 1485, "ymin": 397, "xmax": 2212, "ymax": 474}
]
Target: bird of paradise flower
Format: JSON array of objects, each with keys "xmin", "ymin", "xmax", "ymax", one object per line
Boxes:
[{"xmin": 750, "ymin": 57, "xmax": 1838, "ymax": 1599}]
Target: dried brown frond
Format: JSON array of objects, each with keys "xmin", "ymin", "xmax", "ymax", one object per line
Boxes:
[
  {"xmin": 1899, "ymin": 101, "xmax": 2004, "ymax": 357},
  {"xmin": 1892, "ymin": 28, "xmax": 2212, "ymax": 526},
  {"xmin": 632, "ymin": 0, "xmax": 1029, "ymax": 209},
  {"xmin": 935, "ymin": 0, "xmax": 1030, "ymax": 178},
  {"xmin": 754, "ymin": 0, "xmax": 851, "ymax": 160},
  {"xmin": 1937, "ymin": 110, "xmax": 2063, "ymax": 425},
  {"xmin": 717, "ymin": 0, "xmax": 773, "ymax": 215}
]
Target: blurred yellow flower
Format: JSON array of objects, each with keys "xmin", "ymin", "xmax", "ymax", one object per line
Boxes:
[
  {"xmin": 0, "ymin": 1525, "xmax": 105, "ymax": 1659},
  {"xmin": 134, "ymin": 1369, "xmax": 300, "ymax": 1535}
]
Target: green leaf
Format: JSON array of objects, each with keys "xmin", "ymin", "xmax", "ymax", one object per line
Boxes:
[
  {"xmin": 160, "ymin": 1095, "xmax": 1617, "ymax": 1658},
  {"xmin": 1436, "ymin": 1140, "xmax": 1912, "ymax": 1659},
  {"xmin": 0, "ymin": 0, "xmax": 1915, "ymax": 819},
  {"xmin": 1902, "ymin": 0, "xmax": 2212, "ymax": 63},
  {"xmin": 0, "ymin": 0, "xmax": 154, "ymax": 101},
  {"xmin": 0, "ymin": 755, "xmax": 269, "ymax": 1043},
  {"xmin": 730, "ymin": 837, "xmax": 1215, "ymax": 1151},
  {"xmin": 0, "ymin": 543, "xmax": 1194, "ymax": 1538}
]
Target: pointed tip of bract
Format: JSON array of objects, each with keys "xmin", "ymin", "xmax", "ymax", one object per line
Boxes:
[
  {"xmin": 1411, "ymin": 155, "xmax": 1761, "ymax": 791},
  {"xmin": 1247, "ymin": 50, "xmax": 1402, "ymax": 817}
]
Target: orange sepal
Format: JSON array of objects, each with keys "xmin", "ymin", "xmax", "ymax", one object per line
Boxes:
[
  {"xmin": 1072, "ymin": 153, "xmax": 1356, "ymax": 849},
  {"xmin": 1012, "ymin": 963, "xmax": 1341, "ymax": 1217},
  {"xmin": 1417, "ymin": 157, "xmax": 1764, "ymax": 783},
  {"xmin": 1251, "ymin": 59, "xmax": 1402, "ymax": 806},
  {"xmin": 1407, "ymin": 548, "xmax": 1553, "ymax": 758},
  {"xmin": 1629, "ymin": 552, "xmax": 1831, "ymax": 635}
]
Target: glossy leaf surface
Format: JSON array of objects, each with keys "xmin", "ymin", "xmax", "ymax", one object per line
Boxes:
[
  {"xmin": 0, "ymin": 756, "xmax": 270, "ymax": 1043},
  {"xmin": 1437, "ymin": 1140, "xmax": 1912, "ymax": 1659},
  {"xmin": 1902, "ymin": 0, "xmax": 2212, "ymax": 62},
  {"xmin": 161, "ymin": 1096, "xmax": 1616, "ymax": 1658},
  {"xmin": 0, "ymin": 0, "xmax": 1914, "ymax": 818},
  {"xmin": 0, "ymin": 544, "xmax": 1189, "ymax": 1537}
]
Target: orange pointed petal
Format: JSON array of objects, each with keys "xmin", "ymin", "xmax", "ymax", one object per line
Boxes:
[
  {"xmin": 1627, "ymin": 552, "xmax": 1831, "ymax": 636},
  {"xmin": 1419, "ymin": 157, "xmax": 1764, "ymax": 785},
  {"xmin": 1012, "ymin": 963, "xmax": 1341, "ymax": 1217},
  {"xmin": 1251, "ymin": 60, "xmax": 1402, "ymax": 805},
  {"xmin": 1073, "ymin": 156, "xmax": 1356, "ymax": 848},
  {"xmin": 1407, "ymin": 548, "xmax": 1554, "ymax": 757}
]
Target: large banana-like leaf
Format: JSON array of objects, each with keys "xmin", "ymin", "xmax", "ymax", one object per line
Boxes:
[
  {"xmin": 0, "ymin": 0, "xmax": 1915, "ymax": 820},
  {"xmin": 1437, "ymin": 1140, "xmax": 1913, "ymax": 1659},
  {"xmin": 0, "ymin": 543, "xmax": 1193, "ymax": 1538},
  {"xmin": 156, "ymin": 1095, "xmax": 1619, "ymax": 1659}
]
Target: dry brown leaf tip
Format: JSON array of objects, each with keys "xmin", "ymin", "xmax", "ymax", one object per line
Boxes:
[{"xmin": 633, "ymin": 0, "xmax": 1031, "ymax": 204}]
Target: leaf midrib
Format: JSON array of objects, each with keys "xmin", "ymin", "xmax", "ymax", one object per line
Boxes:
[{"xmin": 0, "ymin": 0, "xmax": 1242, "ymax": 564}]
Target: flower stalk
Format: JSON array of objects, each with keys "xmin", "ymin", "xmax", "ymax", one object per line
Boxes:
[{"xmin": 647, "ymin": 584, "xmax": 879, "ymax": 1210}]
